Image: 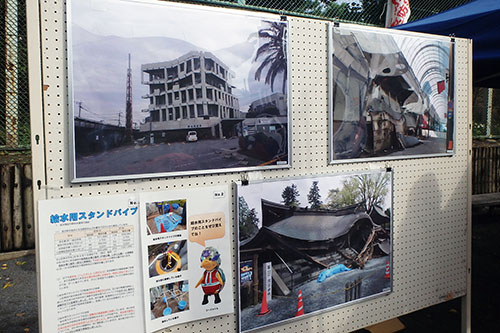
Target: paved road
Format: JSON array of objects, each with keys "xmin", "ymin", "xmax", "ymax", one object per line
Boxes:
[
  {"xmin": 240, "ymin": 256, "xmax": 391, "ymax": 332},
  {"xmin": 389, "ymin": 136, "xmax": 448, "ymax": 157},
  {"xmin": 76, "ymin": 137, "xmax": 262, "ymax": 178},
  {"xmin": 0, "ymin": 254, "xmax": 38, "ymax": 333}
]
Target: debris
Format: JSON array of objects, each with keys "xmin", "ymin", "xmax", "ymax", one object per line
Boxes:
[
  {"xmin": 3, "ymin": 281, "xmax": 14, "ymax": 289},
  {"xmin": 1, "ymin": 264, "xmax": 7, "ymax": 270},
  {"xmin": 16, "ymin": 312, "xmax": 25, "ymax": 317},
  {"xmin": 24, "ymin": 328, "xmax": 30, "ymax": 332},
  {"xmin": 16, "ymin": 261, "xmax": 26, "ymax": 266}
]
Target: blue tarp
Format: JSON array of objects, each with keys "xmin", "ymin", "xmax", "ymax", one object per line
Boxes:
[
  {"xmin": 317, "ymin": 264, "xmax": 351, "ymax": 283},
  {"xmin": 394, "ymin": 0, "xmax": 500, "ymax": 87}
]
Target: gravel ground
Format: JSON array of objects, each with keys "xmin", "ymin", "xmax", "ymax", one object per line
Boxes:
[{"xmin": 240, "ymin": 256, "xmax": 390, "ymax": 332}]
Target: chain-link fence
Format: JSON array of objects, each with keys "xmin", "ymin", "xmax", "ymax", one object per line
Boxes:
[
  {"xmin": 0, "ymin": 0, "xmax": 474, "ymax": 154},
  {"xmin": 182, "ymin": 0, "xmax": 473, "ymax": 26},
  {"xmin": 473, "ymin": 87, "xmax": 500, "ymax": 138},
  {"xmin": 1, "ymin": 0, "xmax": 30, "ymax": 152}
]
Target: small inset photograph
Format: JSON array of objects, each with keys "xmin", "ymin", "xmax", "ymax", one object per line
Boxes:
[
  {"xmin": 150, "ymin": 280, "xmax": 189, "ymax": 319},
  {"xmin": 146, "ymin": 199, "xmax": 187, "ymax": 235},
  {"xmin": 148, "ymin": 240, "xmax": 187, "ymax": 278}
]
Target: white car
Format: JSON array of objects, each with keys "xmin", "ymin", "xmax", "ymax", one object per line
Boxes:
[{"xmin": 186, "ymin": 131, "xmax": 198, "ymax": 142}]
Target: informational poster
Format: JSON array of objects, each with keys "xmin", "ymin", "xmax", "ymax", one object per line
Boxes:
[
  {"xmin": 139, "ymin": 185, "xmax": 234, "ymax": 332},
  {"xmin": 237, "ymin": 170, "xmax": 393, "ymax": 332},
  {"xmin": 38, "ymin": 194, "xmax": 144, "ymax": 333}
]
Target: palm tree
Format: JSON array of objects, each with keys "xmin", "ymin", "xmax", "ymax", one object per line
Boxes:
[{"xmin": 254, "ymin": 21, "xmax": 288, "ymax": 93}]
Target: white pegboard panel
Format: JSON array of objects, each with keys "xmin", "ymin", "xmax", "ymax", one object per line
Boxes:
[{"xmin": 31, "ymin": 1, "xmax": 471, "ymax": 332}]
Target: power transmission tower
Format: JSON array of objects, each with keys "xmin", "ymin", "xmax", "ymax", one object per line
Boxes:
[{"xmin": 125, "ymin": 54, "xmax": 133, "ymax": 142}]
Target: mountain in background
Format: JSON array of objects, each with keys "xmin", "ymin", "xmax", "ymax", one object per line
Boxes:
[{"xmin": 71, "ymin": 25, "xmax": 279, "ymax": 125}]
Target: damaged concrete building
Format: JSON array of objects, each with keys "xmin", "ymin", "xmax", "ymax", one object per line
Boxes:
[
  {"xmin": 141, "ymin": 51, "xmax": 244, "ymax": 142},
  {"xmin": 331, "ymin": 28, "xmax": 451, "ymax": 159}
]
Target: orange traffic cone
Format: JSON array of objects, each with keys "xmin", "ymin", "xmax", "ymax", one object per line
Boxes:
[
  {"xmin": 296, "ymin": 289, "xmax": 304, "ymax": 316},
  {"xmin": 257, "ymin": 291, "xmax": 272, "ymax": 316},
  {"xmin": 160, "ymin": 223, "xmax": 166, "ymax": 233},
  {"xmin": 384, "ymin": 261, "xmax": 390, "ymax": 279}
]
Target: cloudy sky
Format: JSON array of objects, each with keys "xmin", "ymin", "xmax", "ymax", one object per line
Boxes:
[
  {"xmin": 238, "ymin": 171, "xmax": 392, "ymax": 228},
  {"xmin": 70, "ymin": 0, "xmax": 286, "ymax": 125}
]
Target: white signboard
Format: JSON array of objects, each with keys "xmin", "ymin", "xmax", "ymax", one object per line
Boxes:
[
  {"xmin": 139, "ymin": 185, "xmax": 234, "ymax": 332},
  {"xmin": 263, "ymin": 262, "xmax": 272, "ymax": 301},
  {"xmin": 38, "ymin": 194, "xmax": 144, "ymax": 333}
]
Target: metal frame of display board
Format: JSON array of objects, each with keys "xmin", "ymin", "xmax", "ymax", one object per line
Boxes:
[
  {"xmin": 27, "ymin": 0, "xmax": 472, "ymax": 332},
  {"xmin": 65, "ymin": 0, "xmax": 293, "ymax": 183}
]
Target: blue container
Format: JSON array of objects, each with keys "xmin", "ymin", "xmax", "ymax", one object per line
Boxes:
[
  {"xmin": 177, "ymin": 300, "xmax": 187, "ymax": 311},
  {"xmin": 155, "ymin": 213, "xmax": 182, "ymax": 233},
  {"xmin": 163, "ymin": 307, "xmax": 172, "ymax": 316}
]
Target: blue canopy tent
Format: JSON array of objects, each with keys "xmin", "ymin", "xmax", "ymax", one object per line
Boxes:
[{"xmin": 394, "ymin": 0, "xmax": 500, "ymax": 87}]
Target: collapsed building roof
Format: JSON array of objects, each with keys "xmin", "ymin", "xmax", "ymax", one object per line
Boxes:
[
  {"xmin": 267, "ymin": 212, "xmax": 371, "ymax": 242},
  {"xmin": 241, "ymin": 199, "xmax": 391, "ymax": 273},
  {"xmin": 369, "ymin": 205, "xmax": 390, "ymax": 226},
  {"xmin": 242, "ymin": 200, "xmax": 374, "ymax": 248}
]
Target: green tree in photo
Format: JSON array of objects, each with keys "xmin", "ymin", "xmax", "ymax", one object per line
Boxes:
[
  {"xmin": 326, "ymin": 173, "xmax": 390, "ymax": 211},
  {"xmin": 238, "ymin": 196, "xmax": 260, "ymax": 241},
  {"xmin": 307, "ymin": 181, "xmax": 322, "ymax": 209},
  {"xmin": 326, "ymin": 178, "xmax": 360, "ymax": 209},
  {"xmin": 356, "ymin": 172, "xmax": 390, "ymax": 212},
  {"xmin": 281, "ymin": 184, "xmax": 300, "ymax": 207}
]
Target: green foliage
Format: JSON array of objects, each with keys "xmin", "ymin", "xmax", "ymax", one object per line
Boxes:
[
  {"xmin": 473, "ymin": 87, "xmax": 500, "ymax": 137},
  {"xmin": 326, "ymin": 173, "xmax": 390, "ymax": 212},
  {"xmin": 307, "ymin": 181, "xmax": 322, "ymax": 209},
  {"xmin": 326, "ymin": 178, "xmax": 360, "ymax": 209},
  {"xmin": 238, "ymin": 196, "xmax": 260, "ymax": 241},
  {"xmin": 222, "ymin": 0, "xmax": 473, "ymax": 26},
  {"xmin": 356, "ymin": 173, "xmax": 390, "ymax": 211},
  {"xmin": 281, "ymin": 183, "xmax": 300, "ymax": 207},
  {"xmin": 473, "ymin": 121, "xmax": 486, "ymax": 137}
]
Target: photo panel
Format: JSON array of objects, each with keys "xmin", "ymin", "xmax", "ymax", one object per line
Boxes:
[
  {"xmin": 145, "ymin": 199, "xmax": 187, "ymax": 235},
  {"xmin": 237, "ymin": 170, "xmax": 393, "ymax": 332},
  {"xmin": 329, "ymin": 24, "xmax": 455, "ymax": 163},
  {"xmin": 148, "ymin": 240, "xmax": 188, "ymax": 278},
  {"xmin": 68, "ymin": 0, "xmax": 290, "ymax": 182},
  {"xmin": 149, "ymin": 281, "xmax": 190, "ymax": 319}
]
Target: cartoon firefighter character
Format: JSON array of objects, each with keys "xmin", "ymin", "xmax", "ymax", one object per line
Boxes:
[{"xmin": 195, "ymin": 246, "xmax": 225, "ymax": 305}]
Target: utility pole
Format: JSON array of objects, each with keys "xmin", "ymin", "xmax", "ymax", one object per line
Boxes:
[
  {"xmin": 118, "ymin": 112, "xmax": 122, "ymax": 127},
  {"xmin": 77, "ymin": 101, "xmax": 82, "ymax": 118},
  {"xmin": 125, "ymin": 53, "xmax": 133, "ymax": 142}
]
